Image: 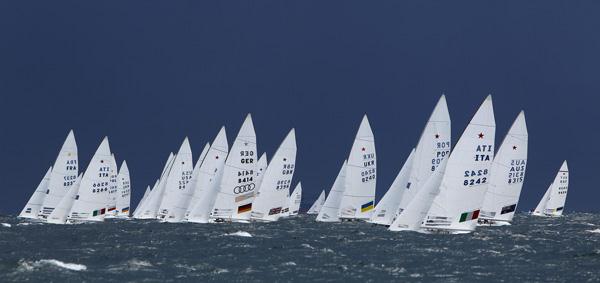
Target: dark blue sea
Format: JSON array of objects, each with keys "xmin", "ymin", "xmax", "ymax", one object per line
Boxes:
[{"xmin": 0, "ymin": 213, "xmax": 599, "ymax": 282}]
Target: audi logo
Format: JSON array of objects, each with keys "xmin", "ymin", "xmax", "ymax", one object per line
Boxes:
[{"xmin": 233, "ymin": 183, "xmax": 255, "ymax": 194}]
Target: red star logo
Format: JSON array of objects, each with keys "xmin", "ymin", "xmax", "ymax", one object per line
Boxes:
[
  {"xmin": 513, "ymin": 146, "xmax": 517, "ymax": 150},
  {"xmin": 100, "ymin": 160, "xmax": 104, "ymax": 163},
  {"xmin": 215, "ymin": 155, "xmax": 219, "ymax": 159},
  {"xmin": 362, "ymin": 147, "xmax": 366, "ymax": 151},
  {"xmin": 478, "ymin": 133, "xmax": 484, "ymax": 139},
  {"xmin": 435, "ymin": 134, "xmax": 440, "ymax": 139}
]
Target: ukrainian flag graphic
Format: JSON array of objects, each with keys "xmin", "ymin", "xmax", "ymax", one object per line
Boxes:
[{"xmin": 361, "ymin": 201, "xmax": 374, "ymax": 213}]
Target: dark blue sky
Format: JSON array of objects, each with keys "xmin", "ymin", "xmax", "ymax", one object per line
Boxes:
[{"xmin": 1, "ymin": 1, "xmax": 598, "ymax": 214}]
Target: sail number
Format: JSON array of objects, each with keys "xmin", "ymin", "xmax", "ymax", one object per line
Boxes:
[
  {"xmin": 508, "ymin": 159, "xmax": 526, "ymax": 184},
  {"xmin": 463, "ymin": 169, "xmax": 488, "ymax": 187}
]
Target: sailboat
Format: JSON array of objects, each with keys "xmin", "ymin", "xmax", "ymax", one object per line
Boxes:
[
  {"xmin": 105, "ymin": 154, "xmax": 119, "ymax": 218},
  {"xmin": 316, "ymin": 160, "xmax": 347, "ymax": 222},
  {"xmin": 115, "ymin": 161, "xmax": 131, "ymax": 218},
  {"xmin": 532, "ymin": 161, "xmax": 569, "ymax": 217},
  {"xmin": 339, "ymin": 115, "xmax": 376, "ymax": 221},
  {"xmin": 39, "ymin": 130, "xmax": 79, "ymax": 219},
  {"xmin": 157, "ymin": 138, "xmax": 195, "ymax": 222},
  {"xmin": 307, "ymin": 190, "xmax": 326, "ymax": 215},
  {"xmin": 389, "ymin": 158, "xmax": 448, "ymax": 231},
  {"xmin": 289, "ymin": 182, "xmax": 302, "ymax": 216},
  {"xmin": 211, "ymin": 114, "xmax": 257, "ymax": 222},
  {"xmin": 395, "ymin": 95, "xmax": 451, "ymax": 220},
  {"xmin": 421, "ymin": 95, "xmax": 496, "ymax": 234},
  {"xmin": 68, "ymin": 137, "xmax": 114, "ymax": 222},
  {"xmin": 370, "ymin": 149, "xmax": 415, "ymax": 226},
  {"xmin": 479, "ymin": 111, "xmax": 528, "ymax": 225},
  {"xmin": 136, "ymin": 152, "xmax": 176, "ymax": 219},
  {"xmin": 180, "ymin": 142, "xmax": 211, "ymax": 219},
  {"xmin": 186, "ymin": 127, "xmax": 229, "ymax": 223},
  {"xmin": 133, "ymin": 184, "xmax": 152, "ymax": 218},
  {"xmin": 47, "ymin": 175, "xmax": 82, "ymax": 224},
  {"xmin": 251, "ymin": 129, "xmax": 297, "ymax": 222},
  {"xmin": 255, "ymin": 153, "xmax": 268, "ymax": 190},
  {"xmin": 19, "ymin": 167, "xmax": 52, "ymax": 219}
]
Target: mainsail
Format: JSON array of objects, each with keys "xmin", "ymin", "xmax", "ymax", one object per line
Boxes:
[
  {"xmin": 181, "ymin": 142, "xmax": 211, "ymax": 218},
  {"xmin": 397, "ymin": 95, "xmax": 451, "ymax": 216},
  {"xmin": 251, "ymin": 129, "xmax": 297, "ymax": 222},
  {"xmin": 68, "ymin": 137, "xmax": 114, "ymax": 222},
  {"xmin": 186, "ymin": 127, "xmax": 229, "ymax": 223},
  {"xmin": 339, "ymin": 115, "xmax": 376, "ymax": 220},
  {"xmin": 158, "ymin": 138, "xmax": 194, "ymax": 222},
  {"xmin": 19, "ymin": 167, "xmax": 52, "ymax": 219},
  {"xmin": 289, "ymin": 182, "xmax": 302, "ymax": 216},
  {"xmin": 40, "ymin": 130, "xmax": 78, "ymax": 219},
  {"xmin": 307, "ymin": 190, "xmax": 326, "ymax": 215},
  {"xmin": 115, "ymin": 161, "xmax": 131, "ymax": 218},
  {"xmin": 370, "ymin": 149, "xmax": 415, "ymax": 226},
  {"xmin": 533, "ymin": 161, "xmax": 569, "ymax": 217},
  {"xmin": 480, "ymin": 111, "xmax": 528, "ymax": 224},
  {"xmin": 316, "ymin": 160, "xmax": 347, "ymax": 222},
  {"xmin": 105, "ymin": 154, "xmax": 119, "ymax": 217},
  {"xmin": 422, "ymin": 96, "xmax": 496, "ymax": 233},
  {"xmin": 133, "ymin": 184, "xmax": 152, "ymax": 218},
  {"xmin": 47, "ymin": 175, "xmax": 82, "ymax": 224},
  {"xmin": 211, "ymin": 114, "xmax": 257, "ymax": 222}
]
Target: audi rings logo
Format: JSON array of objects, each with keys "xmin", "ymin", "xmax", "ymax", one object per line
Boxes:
[{"xmin": 233, "ymin": 183, "xmax": 255, "ymax": 194}]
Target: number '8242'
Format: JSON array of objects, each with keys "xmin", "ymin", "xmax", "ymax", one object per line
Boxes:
[{"xmin": 463, "ymin": 169, "xmax": 488, "ymax": 186}]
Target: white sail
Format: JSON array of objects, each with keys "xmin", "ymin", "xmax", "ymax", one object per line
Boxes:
[
  {"xmin": 180, "ymin": 142, "xmax": 211, "ymax": 219},
  {"xmin": 255, "ymin": 153, "xmax": 268, "ymax": 190},
  {"xmin": 251, "ymin": 129, "xmax": 297, "ymax": 222},
  {"xmin": 105, "ymin": 153, "xmax": 119, "ymax": 217},
  {"xmin": 186, "ymin": 127, "xmax": 229, "ymax": 223},
  {"xmin": 47, "ymin": 175, "xmax": 82, "ymax": 224},
  {"xmin": 211, "ymin": 114, "xmax": 257, "ymax": 222},
  {"xmin": 534, "ymin": 161, "xmax": 569, "ymax": 217},
  {"xmin": 397, "ymin": 95, "xmax": 451, "ymax": 215},
  {"xmin": 370, "ymin": 149, "xmax": 415, "ymax": 226},
  {"xmin": 339, "ymin": 115, "xmax": 376, "ymax": 220},
  {"xmin": 422, "ymin": 96, "xmax": 496, "ymax": 233},
  {"xmin": 316, "ymin": 160, "xmax": 347, "ymax": 222},
  {"xmin": 19, "ymin": 167, "xmax": 52, "ymax": 219},
  {"xmin": 40, "ymin": 130, "xmax": 78, "ymax": 219},
  {"xmin": 158, "ymin": 138, "xmax": 194, "ymax": 222},
  {"xmin": 133, "ymin": 184, "xmax": 152, "ymax": 218},
  {"xmin": 115, "ymin": 161, "xmax": 131, "ymax": 218},
  {"xmin": 136, "ymin": 153, "xmax": 176, "ymax": 219},
  {"xmin": 307, "ymin": 190, "xmax": 326, "ymax": 214},
  {"xmin": 68, "ymin": 137, "xmax": 114, "ymax": 222},
  {"xmin": 480, "ymin": 111, "xmax": 528, "ymax": 224},
  {"xmin": 532, "ymin": 185, "xmax": 551, "ymax": 216},
  {"xmin": 289, "ymin": 182, "xmax": 302, "ymax": 216},
  {"xmin": 389, "ymin": 158, "xmax": 448, "ymax": 232}
]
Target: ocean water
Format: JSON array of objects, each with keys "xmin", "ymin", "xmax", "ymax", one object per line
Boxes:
[{"xmin": 0, "ymin": 213, "xmax": 599, "ymax": 282}]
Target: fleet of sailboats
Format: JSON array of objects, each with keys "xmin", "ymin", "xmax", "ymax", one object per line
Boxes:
[{"xmin": 19, "ymin": 99, "xmax": 572, "ymax": 230}]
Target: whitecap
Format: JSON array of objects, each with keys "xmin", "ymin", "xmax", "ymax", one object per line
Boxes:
[
  {"xmin": 19, "ymin": 259, "xmax": 87, "ymax": 271},
  {"xmin": 17, "ymin": 223, "xmax": 31, "ymax": 226},
  {"xmin": 587, "ymin": 229, "xmax": 600, "ymax": 234},
  {"xmin": 224, "ymin": 231, "xmax": 252, "ymax": 237},
  {"xmin": 282, "ymin": 261, "xmax": 297, "ymax": 266},
  {"xmin": 1, "ymin": 223, "xmax": 12, "ymax": 228},
  {"xmin": 213, "ymin": 268, "xmax": 229, "ymax": 274},
  {"xmin": 301, "ymin": 243, "xmax": 315, "ymax": 249}
]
